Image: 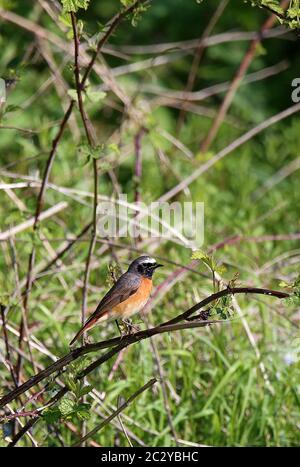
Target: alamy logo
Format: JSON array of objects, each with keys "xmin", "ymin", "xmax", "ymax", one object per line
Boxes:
[
  {"xmin": 291, "ymin": 78, "xmax": 300, "ymax": 103},
  {"xmin": 96, "ymin": 194, "xmax": 204, "ymax": 249},
  {"xmin": 0, "ymin": 78, "xmax": 6, "ymax": 104}
]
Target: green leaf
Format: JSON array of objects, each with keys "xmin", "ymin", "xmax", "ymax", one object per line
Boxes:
[
  {"xmin": 77, "ymin": 143, "xmax": 104, "ymax": 161},
  {"xmin": 70, "ymin": 356, "xmax": 92, "ymax": 375},
  {"xmin": 120, "ymin": 0, "xmax": 135, "ymax": 6},
  {"xmin": 61, "ymin": 0, "xmax": 90, "ymax": 13},
  {"xmin": 65, "ymin": 375, "xmax": 78, "ymax": 393},
  {"xmin": 78, "ymin": 385, "xmax": 93, "ymax": 397},
  {"xmin": 191, "ymin": 249, "xmax": 207, "ymax": 261},
  {"xmin": 86, "ymin": 89, "xmax": 106, "ymax": 103},
  {"xmin": 279, "ymin": 280, "xmax": 292, "ymax": 289},
  {"xmin": 58, "ymin": 11, "xmax": 72, "ymax": 27},
  {"xmin": 261, "ymin": 0, "xmax": 284, "ymax": 15},
  {"xmin": 107, "ymin": 143, "xmax": 120, "ymax": 156},
  {"xmin": 75, "ymin": 402, "xmax": 91, "ymax": 421},
  {"xmin": 43, "ymin": 407, "xmax": 61, "ymax": 423},
  {"xmin": 59, "ymin": 397, "xmax": 75, "ymax": 416},
  {"xmin": 191, "ymin": 250, "xmax": 226, "ymax": 276},
  {"xmin": 67, "ymin": 89, "xmax": 78, "ymax": 101}
]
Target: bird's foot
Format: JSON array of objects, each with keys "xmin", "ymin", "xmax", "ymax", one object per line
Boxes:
[
  {"xmin": 83, "ymin": 335, "xmax": 93, "ymax": 345},
  {"xmin": 116, "ymin": 319, "xmax": 140, "ymax": 337},
  {"xmin": 116, "ymin": 319, "xmax": 129, "ymax": 338},
  {"xmin": 123, "ymin": 319, "xmax": 140, "ymax": 333}
]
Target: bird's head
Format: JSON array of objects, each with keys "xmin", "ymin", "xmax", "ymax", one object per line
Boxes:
[{"xmin": 128, "ymin": 256, "xmax": 163, "ymax": 278}]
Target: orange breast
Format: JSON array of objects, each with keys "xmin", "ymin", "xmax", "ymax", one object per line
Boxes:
[{"xmin": 112, "ymin": 277, "xmax": 152, "ymax": 319}]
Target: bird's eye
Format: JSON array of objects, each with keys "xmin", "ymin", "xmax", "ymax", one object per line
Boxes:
[{"xmin": 137, "ymin": 262, "xmax": 156, "ymax": 273}]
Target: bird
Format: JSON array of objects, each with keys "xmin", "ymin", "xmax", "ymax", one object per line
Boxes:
[{"xmin": 69, "ymin": 256, "xmax": 163, "ymax": 345}]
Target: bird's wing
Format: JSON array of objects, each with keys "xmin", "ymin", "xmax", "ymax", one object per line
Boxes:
[
  {"xmin": 90, "ymin": 272, "xmax": 141, "ymax": 321},
  {"xmin": 69, "ymin": 273, "xmax": 141, "ymax": 345}
]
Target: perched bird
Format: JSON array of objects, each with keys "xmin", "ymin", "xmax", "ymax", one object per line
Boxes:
[{"xmin": 70, "ymin": 256, "xmax": 163, "ymax": 345}]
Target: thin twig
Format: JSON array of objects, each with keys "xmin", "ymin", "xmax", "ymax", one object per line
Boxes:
[
  {"xmin": 177, "ymin": 0, "xmax": 228, "ymax": 130},
  {"xmin": 200, "ymin": 0, "xmax": 289, "ymax": 153},
  {"xmin": 158, "ymin": 101, "xmax": 300, "ymax": 203},
  {"xmin": 80, "ymin": 0, "xmax": 147, "ymax": 86},
  {"xmin": 70, "ymin": 11, "xmax": 98, "ymax": 349},
  {"xmin": 72, "ymin": 378, "xmax": 157, "ymax": 446},
  {"xmin": 0, "ymin": 202, "xmax": 68, "ymax": 241},
  {"xmin": 145, "ymin": 314, "xmax": 179, "ymax": 445},
  {"xmin": 0, "ymin": 304, "xmax": 18, "ymax": 387}
]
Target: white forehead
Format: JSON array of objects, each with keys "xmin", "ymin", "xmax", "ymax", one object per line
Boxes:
[{"xmin": 141, "ymin": 256, "xmax": 156, "ymax": 264}]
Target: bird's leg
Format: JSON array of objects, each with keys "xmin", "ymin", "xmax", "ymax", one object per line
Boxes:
[
  {"xmin": 83, "ymin": 335, "xmax": 93, "ymax": 344},
  {"xmin": 116, "ymin": 319, "xmax": 140, "ymax": 337},
  {"xmin": 123, "ymin": 319, "xmax": 133, "ymax": 334},
  {"xmin": 122, "ymin": 319, "xmax": 140, "ymax": 333},
  {"xmin": 115, "ymin": 319, "xmax": 130, "ymax": 338},
  {"xmin": 115, "ymin": 319, "xmax": 123, "ymax": 336}
]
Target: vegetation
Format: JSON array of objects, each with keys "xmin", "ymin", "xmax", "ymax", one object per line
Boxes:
[{"xmin": 0, "ymin": 0, "xmax": 300, "ymax": 447}]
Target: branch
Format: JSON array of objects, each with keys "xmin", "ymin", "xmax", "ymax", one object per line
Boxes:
[
  {"xmin": 0, "ymin": 304, "xmax": 18, "ymax": 387},
  {"xmin": 70, "ymin": 11, "xmax": 98, "ymax": 340},
  {"xmin": 0, "ymin": 286, "xmax": 289, "ymax": 410},
  {"xmin": 161, "ymin": 287, "xmax": 289, "ymax": 325},
  {"xmin": 158, "ymin": 101, "xmax": 300, "ymax": 203},
  {"xmin": 258, "ymin": 3, "xmax": 287, "ymax": 21},
  {"xmin": 80, "ymin": 0, "xmax": 147, "ymax": 86},
  {"xmin": 200, "ymin": 0, "xmax": 289, "ymax": 153},
  {"xmin": 1, "ymin": 410, "xmax": 40, "ymax": 422}
]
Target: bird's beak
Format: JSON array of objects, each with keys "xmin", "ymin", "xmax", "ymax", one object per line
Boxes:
[{"xmin": 153, "ymin": 263, "xmax": 163, "ymax": 269}]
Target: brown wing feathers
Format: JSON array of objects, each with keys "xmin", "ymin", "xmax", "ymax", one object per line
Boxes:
[{"xmin": 69, "ymin": 273, "xmax": 141, "ymax": 345}]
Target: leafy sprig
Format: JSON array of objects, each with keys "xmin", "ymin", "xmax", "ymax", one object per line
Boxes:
[
  {"xmin": 245, "ymin": 0, "xmax": 300, "ymax": 29},
  {"xmin": 61, "ymin": 0, "xmax": 90, "ymax": 13},
  {"xmin": 280, "ymin": 275, "xmax": 300, "ymax": 306},
  {"xmin": 43, "ymin": 357, "xmax": 93, "ymax": 423}
]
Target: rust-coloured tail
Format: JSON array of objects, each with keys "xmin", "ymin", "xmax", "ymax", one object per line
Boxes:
[
  {"xmin": 69, "ymin": 327, "xmax": 85, "ymax": 346},
  {"xmin": 69, "ymin": 317, "xmax": 98, "ymax": 346}
]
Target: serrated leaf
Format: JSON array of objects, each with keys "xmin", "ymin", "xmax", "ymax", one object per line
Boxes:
[
  {"xmin": 58, "ymin": 11, "xmax": 72, "ymax": 27},
  {"xmin": 120, "ymin": 0, "xmax": 135, "ymax": 6},
  {"xmin": 191, "ymin": 250, "xmax": 207, "ymax": 261},
  {"xmin": 59, "ymin": 398, "xmax": 75, "ymax": 416},
  {"xmin": 70, "ymin": 356, "xmax": 91, "ymax": 375},
  {"xmin": 61, "ymin": 0, "xmax": 90, "ymax": 13},
  {"xmin": 214, "ymin": 264, "xmax": 227, "ymax": 275},
  {"xmin": 78, "ymin": 143, "xmax": 104, "ymax": 161},
  {"xmin": 43, "ymin": 407, "xmax": 61, "ymax": 423},
  {"xmin": 75, "ymin": 402, "xmax": 91, "ymax": 420},
  {"xmin": 65, "ymin": 375, "xmax": 77, "ymax": 393}
]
